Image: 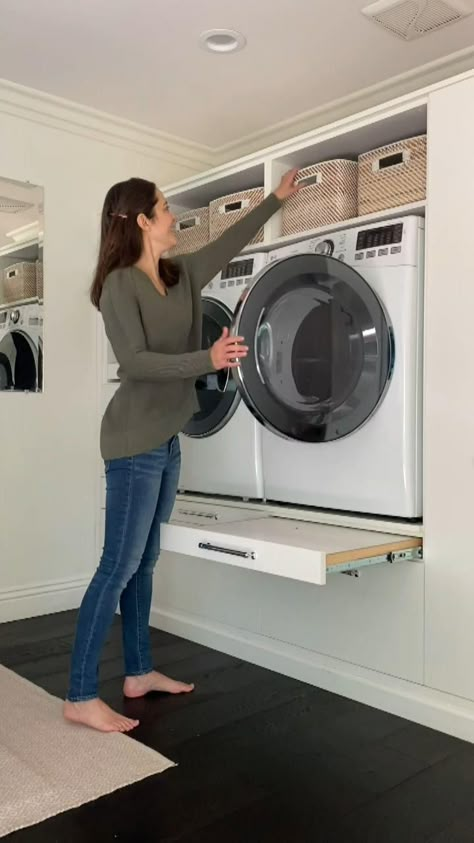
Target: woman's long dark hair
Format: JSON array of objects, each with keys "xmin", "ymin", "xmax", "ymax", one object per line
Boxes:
[{"xmin": 90, "ymin": 177, "xmax": 179, "ymax": 309}]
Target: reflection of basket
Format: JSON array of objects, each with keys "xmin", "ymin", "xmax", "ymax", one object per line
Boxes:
[
  {"xmin": 358, "ymin": 135, "xmax": 427, "ymax": 215},
  {"xmin": 36, "ymin": 260, "xmax": 44, "ymax": 299},
  {"xmin": 209, "ymin": 187, "xmax": 264, "ymax": 244},
  {"xmin": 168, "ymin": 207, "xmax": 209, "ymax": 256},
  {"xmin": 3, "ymin": 262, "xmax": 36, "ymax": 303},
  {"xmin": 281, "ymin": 160, "xmax": 358, "ymax": 237}
]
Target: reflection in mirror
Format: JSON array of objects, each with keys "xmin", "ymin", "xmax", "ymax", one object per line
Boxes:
[{"xmin": 0, "ymin": 177, "xmax": 43, "ymax": 392}]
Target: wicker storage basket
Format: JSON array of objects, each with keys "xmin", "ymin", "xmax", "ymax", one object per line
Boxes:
[
  {"xmin": 281, "ymin": 160, "xmax": 358, "ymax": 237},
  {"xmin": 3, "ymin": 262, "xmax": 37, "ymax": 303},
  {"xmin": 358, "ymin": 134, "xmax": 427, "ymax": 215},
  {"xmin": 209, "ymin": 187, "xmax": 264, "ymax": 244},
  {"xmin": 168, "ymin": 206, "xmax": 209, "ymax": 256},
  {"xmin": 35, "ymin": 260, "xmax": 44, "ymax": 299}
]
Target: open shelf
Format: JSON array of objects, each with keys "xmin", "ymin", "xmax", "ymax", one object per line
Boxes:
[
  {"xmin": 167, "ymin": 162, "xmax": 265, "ymax": 211},
  {"xmin": 0, "ymin": 239, "xmax": 39, "ymax": 261},
  {"xmin": 164, "ymin": 102, "xmax": 427, "ymax": 213},
  {"xmin": 273, "ymin": 104, "xmax": 427, "ymax": 170}
]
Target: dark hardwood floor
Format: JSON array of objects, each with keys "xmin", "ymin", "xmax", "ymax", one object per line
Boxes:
[{"xmin": 2, "ymin": 610, "xmax": 474, "ymax": 842}]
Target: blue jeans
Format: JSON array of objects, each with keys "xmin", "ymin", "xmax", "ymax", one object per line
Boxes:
[{"xmin": 67, "ymin": 437, "xmax": 181, "ymax": 702}]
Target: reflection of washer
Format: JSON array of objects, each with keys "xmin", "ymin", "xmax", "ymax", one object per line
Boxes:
[
  {"xmin": 0, "ymin": 302, "xmax": 43, "ymax": 392},
  {"xmin": 232, "ymin": 216, "xmax": 424, "ymax": 518},
  {"xmin": 179, "ymin": 252, "xmax": 268, "ymax": 499}
]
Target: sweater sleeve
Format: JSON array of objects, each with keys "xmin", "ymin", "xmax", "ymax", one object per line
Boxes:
[
  {"xmin": 100, "ymin": 271, "xmax": 214, "ymax": 382},
  {"xmin": 182, "ymin": 192, "xmax": 281, "ymax": 290}
]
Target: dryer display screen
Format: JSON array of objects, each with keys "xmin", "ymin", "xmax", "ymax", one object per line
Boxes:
[
  {"xmin": 356, "ymin": 223, "xmax": 403, "ymax": 251},
  {"xmin": 222, "ymin": 258, "xmax": 255, "ymax": 279}
]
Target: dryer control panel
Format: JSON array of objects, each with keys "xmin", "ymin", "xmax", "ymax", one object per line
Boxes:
[
  {"xmin": 203, "ymin": 251, "xmax": 268, "ymax": 308},
  {"xmin": 269, "ymin": 215, "xmax": 424, "ymax": 269}
]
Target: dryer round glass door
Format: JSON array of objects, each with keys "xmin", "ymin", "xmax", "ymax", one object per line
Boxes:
[
  {"xmin": 183, "ymin": 298, "xmax": 240, "ymax": 438},
  {"xmin": 233, "ymin": 253, "xmax": 394, "ymax": 442}
]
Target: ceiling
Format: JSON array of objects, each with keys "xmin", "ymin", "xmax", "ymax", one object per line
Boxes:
[{"xmin": 0, "ymin": 0, "xmax": 473, "ymax": 150}]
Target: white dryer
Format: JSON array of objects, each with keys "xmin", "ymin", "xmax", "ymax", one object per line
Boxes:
[
  {"xmin": 232, "ymin": 216, "xmax": 424, "ymax": 519},
  {"xmin": 0, "ymin": 301, "xmax": 43, "ymax": 392},
  {"xmin": 179, "ymin": 252, "xmax": 268, "ymax": 499}
]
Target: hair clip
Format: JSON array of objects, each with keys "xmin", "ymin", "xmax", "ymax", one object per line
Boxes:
[{"xmin": 109, "ymin": 212, "xmax": 128, "ymax": 219}]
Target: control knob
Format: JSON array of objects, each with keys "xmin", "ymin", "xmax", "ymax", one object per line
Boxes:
[{"xmin": 314, "ymin": 239, "xmax": 334, "ymax": 256}]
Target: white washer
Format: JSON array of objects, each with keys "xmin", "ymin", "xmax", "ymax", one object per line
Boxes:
[
  {"xmin": 0, "ymin": 301, "xmax": 43, "ymax": 392},
  {"xmin": 179, "ymin": 252, "xmax": 268, "ymax": 499},
  {"xmin": 232, "ymin": 216, "xmax": 424, "ymax": 519}
]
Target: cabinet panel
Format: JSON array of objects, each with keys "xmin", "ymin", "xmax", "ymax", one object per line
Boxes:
[
  {"xmin": 424, "ymin": 76, "xmax": 474, "ymax": 700},
  {"xmin": 258, "ymin": 560, "xmax": 424, "ymax": 683}
]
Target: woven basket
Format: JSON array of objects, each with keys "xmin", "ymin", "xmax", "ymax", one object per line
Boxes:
[
  {"xmin": 3, "ymin": 262, "xmax": 37, "ymax": 303},
  {"xmin": 168, "ymin": 206, "xmax": 209, "ymax": 256},
  {"xmin": 358, "ymin": 134, "xmax": 427, "ymax": 215},
  {"xmin": 281, "ymin": 160, "xmax": 358, "ymax": 237},
  {"xmin": 209, "ymin": 187, "xmax": 264, "ymax": 244},
  {"xmin": 35, "ymin": 260, "xmax": 44, "ymax": 299}
]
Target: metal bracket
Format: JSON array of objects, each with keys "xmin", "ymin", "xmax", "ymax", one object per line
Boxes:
[{"xmin": 328, "ymin": 546, "xmax": 423, "ymax": 577}]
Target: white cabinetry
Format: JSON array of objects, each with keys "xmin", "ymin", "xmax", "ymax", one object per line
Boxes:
[
  {"xmin": 97, "ymin": 70, "xmax": 474, "ymax": 737},
  {"xmin": 424, "ymin": 75, "xmax": 474, "ymax": 701}
]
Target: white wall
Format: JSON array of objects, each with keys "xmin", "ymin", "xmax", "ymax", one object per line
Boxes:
[{"xmin": 0, "ymin": 89, "xmax": 201, "ymax": 621}]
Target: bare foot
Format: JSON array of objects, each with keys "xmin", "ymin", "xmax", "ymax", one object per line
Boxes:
[
  {"xmin": 123, "ymin": 671, "xmax": 195, "ymax": 699},
  {"xmin": 63, "ymin": 698, "xmax": 139, "ymax": 733}
]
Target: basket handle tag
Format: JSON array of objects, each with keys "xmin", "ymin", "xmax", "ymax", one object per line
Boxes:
[
  {"xmin": 296, "ymin": 172, "xmax": 323, "ymax": 189},
  {"xmin": 372, "ymin": 149, "xmax": 411, "ymax": 173},
  {"xmin": 177, "ymin": 215, "xmax": 200, "ymax": 231},
  {"xmin": 219, "ymin": 198, "xmax": 250, "ymax": 215}
]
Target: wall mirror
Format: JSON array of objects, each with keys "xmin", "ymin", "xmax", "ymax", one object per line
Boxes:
[{"xmin": 0, "ymin": 177, "xmax": 43, "ymax": 393}]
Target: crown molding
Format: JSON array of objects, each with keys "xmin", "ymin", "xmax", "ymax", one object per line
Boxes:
[
  {"xmin": 0, "ymin": 77, "xmax": 215, "ymax": 172},
  {"xmin": 213, "ymin": 46, "xmax": 474, "ymax": 164},
  {"xmin": 1, "ymin": 46, "xmax": 473, "ymax": 174}
]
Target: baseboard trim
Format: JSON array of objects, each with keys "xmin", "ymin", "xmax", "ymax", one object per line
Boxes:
[
  {"xmin": 151, "ymin": 605, "xmax": 474, "ymax": 743},
  {"xmin": 0, "ymin": 576, "xmax": 89, "ymax": 622}
]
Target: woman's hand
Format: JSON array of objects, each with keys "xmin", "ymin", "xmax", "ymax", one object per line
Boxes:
[
  {"xmin": 274, "ymin": 168, "xmax": 301, "ymax": 201},
  {"xmin": 210, "ymin": 327, "xmax": 248, "ymax": 370}
]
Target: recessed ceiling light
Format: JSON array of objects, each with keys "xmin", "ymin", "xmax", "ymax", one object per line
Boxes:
[{"xmin": 199, "ymin": 29, "xmax": 246, "ymax": 53}]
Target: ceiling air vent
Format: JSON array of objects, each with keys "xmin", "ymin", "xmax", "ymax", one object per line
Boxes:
[
  {"xmin": 0, "ymin": 196, "xmax": 34, "ymax": 215},
  {"xmin": 362, "ymin": 0, "xmax": 472, "ymax": 40}
]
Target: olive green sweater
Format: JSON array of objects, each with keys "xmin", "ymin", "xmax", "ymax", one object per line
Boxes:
[{"xmin": 99, "ymin": 192, "xmax": 281, "ymax": 459}]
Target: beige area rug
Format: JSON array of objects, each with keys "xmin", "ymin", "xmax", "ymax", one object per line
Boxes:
[{"xmin": 0, "ymin": 665, "xmax": 175, "ymax": 838}]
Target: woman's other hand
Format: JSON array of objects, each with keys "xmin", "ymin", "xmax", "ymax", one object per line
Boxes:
[{"xmin": 210, "ymin": 327, "xmax": 248, "ymax": 370}]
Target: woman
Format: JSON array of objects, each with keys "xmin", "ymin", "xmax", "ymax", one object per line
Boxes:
[{"xmin": 64, "ymin": 169, "xmax": 299, "ymax": 732}]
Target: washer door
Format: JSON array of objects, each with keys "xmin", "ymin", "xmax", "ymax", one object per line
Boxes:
[
  {"xmin": 233, "ymin": 253, "xmax": 393, "ymax": 443},
  {"xmin": 38, "ymin": 336, "xmax": 43, "ymax": 392},
  {"xmin": 0, "ymin": 333, "xmax": 14, "ymax": 390},
  {"xmin": 0, "ymin": 331, "xmax": 38, "ymax": 392},
  {"xmin": 183, "ymin": 298, "xmax": 240, "ymax": 438}
]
